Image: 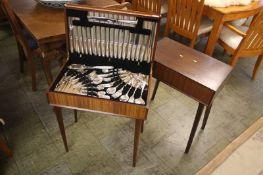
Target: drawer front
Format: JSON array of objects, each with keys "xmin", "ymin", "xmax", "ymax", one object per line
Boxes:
[{"xmin": 153, "ymin": 63, "xmax": 215, "ymax": 105}]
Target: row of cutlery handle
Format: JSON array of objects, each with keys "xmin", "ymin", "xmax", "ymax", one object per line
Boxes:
[{"xmin": 68, "ymin": 16, "xmax": 157, "ymax": 63}]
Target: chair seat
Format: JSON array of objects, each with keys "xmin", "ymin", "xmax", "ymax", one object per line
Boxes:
[
  {"xmin": 22, "ymin": 30, "xmax": 38, "ymax": 49},
  {"xmin": 197, "ymin": 17, "xmax": 213, "ymax": 35},
  {"xmin": 219, "ymin": 25, "xmax": 248, "ymax": 49}
]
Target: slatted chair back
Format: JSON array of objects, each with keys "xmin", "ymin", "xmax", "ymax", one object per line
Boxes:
[
  {"xmin": 238, "ymin": 10, "xmax": 263, "ymax": 55},
  {"xmin": 132, "ymin": 0, "xmax": 162, "ymax": 14},
  {"xmin": 164, "ymin": 0, "xmax": 205, "ymax": 46},
  {"xmin": 104, "ymin": 2, "xmax": 131, "ymax": 10}
]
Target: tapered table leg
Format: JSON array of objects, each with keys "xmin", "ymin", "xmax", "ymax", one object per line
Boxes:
[
  {"xmin": 133, "ymin": 119, "xmax": 143, "ymax": 167},
  {"xmin": 54, "ymin": 107, "xmax": 68, "ymax": 152},
  {"xmin": 74, "ymin": 110, "xmax": 78, "ymax": 123},
  {"xmin": 201, "ymin": 104, "xmax": 212, "ymax": 130},
  {"xmin": 141, "ymin": 120, "xmax": 144, "ymax": 133},
  {"xmin": 185, "ymin": 103, "xmax": 204, "ymax": 153},
  {"xmin": 151, "ymin": 79, "xmax": 160, "ymax": 101},
  {"xmin": 0, "ymin": 137, "xmax": 12, "ymax": 157}
]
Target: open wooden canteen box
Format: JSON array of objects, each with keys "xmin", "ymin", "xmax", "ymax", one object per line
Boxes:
[{"xmin": 47, "ymin": 4, "xmax": 160, "ymax": 166}]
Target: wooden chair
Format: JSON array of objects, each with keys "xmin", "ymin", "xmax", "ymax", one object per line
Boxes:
[
  {"xmin": 104, "ymin": 1, "xmax": 131, "ymax": 10},
  {"xmin": 1, "ymin": 0, "xmax": 62, "ymax": 91},
  {"xmin": 0, "ymin": 118, "xmax": 12, "ymax": 158},
  {"xmin": 218, "ymin": 10, "xmax": 263, "ymax": 80},
  {"xmin": 164, "ymin": 0, "xmax": 212, "ymax": 48},
  {"xmin": 131, "ymin": 0, "xmax": 163, "ymax": 14}
]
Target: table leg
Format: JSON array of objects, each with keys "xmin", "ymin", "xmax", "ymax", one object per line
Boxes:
[
  {"xmin": 141, "ymin": 120, "xmax": 144, "ymax": 133},
  {"xmin": 151, "ymin": 79, "xmax": 160, "ymax": 101},
  {"xmin": 204, "ymin": 15, "xmax": 224, "ymax": 56},
  {"xmin": 133, "ymin": 119, "xmax": 143, "ymax": 167},
  {"xmin": 74, "ymin": 109, "xmax": 78, "ymax": 123},
  {"xmin": 201, "ymin": 104, "xmax": 213, "ymax": 130},
  {"xmin": 185, "ymin": 103, "xmax": 204, "ymax": 153},
  {"xmin": 54, "ymin": 107, "xmax": 69, "ymax": 152}
]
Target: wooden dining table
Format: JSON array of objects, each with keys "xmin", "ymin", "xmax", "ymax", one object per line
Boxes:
[
  {"xmin": 203, "ymin": 0, "xmax": 263, "ymax": 56},
  {"xmin": 10, "ymin": 0, "xmax": 119, "ymax": 44},
  {"xmin": 9, "ymin": 0, "xmax": 119, "ymax": 83}
]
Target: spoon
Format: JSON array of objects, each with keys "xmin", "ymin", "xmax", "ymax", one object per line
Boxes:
[
  {"xmin": 112, "ymin": 79, "xmax": 133, "ymax": 99},
  {"xmin": 128, "ymin": 82, "xmax": 140, "ymax": 103},
  {"xmin": 120, "ymin": 85, "xmax": 133, "ymax": 102},
  {"xmin": 135, "ymin": 82, "xmax": 146, "ymax": 105}
]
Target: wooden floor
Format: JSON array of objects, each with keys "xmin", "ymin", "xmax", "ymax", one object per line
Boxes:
[{"xmin": 0, "ymin": 22, "xmax": 263, "ymax": 175}]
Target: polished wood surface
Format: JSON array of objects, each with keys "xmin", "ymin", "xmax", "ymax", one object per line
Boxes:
[
  {"xmin": 9, "ymin": 0, "xmax": 119, "ymax": 44},
  {"xmin": 154, "ymin": 37, "xmax": 232, "ymax": 99},
  {"xmin": 164, "ymin": 0, "xmax": 205, "ymax": 48},
  {"xmin": 203, "ymin": 0, "xmax": 263, "ymax": 55},
  {"xmin": 218, "ymin": 10, "xmax": 263, "ymax": 80},
  {"xmin": 152, "ymin": 37, "xmax": 232, "ymax": 153},
  {"xmin": 48, "ymin": 91, "xmax": 149, "ymax": 120}
]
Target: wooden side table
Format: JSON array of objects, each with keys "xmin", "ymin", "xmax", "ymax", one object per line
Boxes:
[{"xmin": 151, "ymin": 37, "xmax": 232, "ymax": 153}]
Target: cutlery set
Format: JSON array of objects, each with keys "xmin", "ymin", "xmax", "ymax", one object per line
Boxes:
[
  {"xmin": 54, "ymin": 64, "xmax": 148, "ymax": 104},
  {"xmin": 68, "ymin": 12, "xmax": 157, "ymax": 63},
  {"xmin": 51, "ymin": 9, "xmax": 158, "ymax": 106},
  {"xmin": 48, "ymin": 6, "xmax": 160, "ymax": 166}
]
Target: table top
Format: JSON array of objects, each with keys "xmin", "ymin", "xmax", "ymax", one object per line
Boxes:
[
  {"xmin": 204, "ymin": 0, "xmax": 263, "ymax": 15},
  {"xmin": 154, "ymin": 38, "xmax": 232, "ymax": 92},
  {"xmin": 10, "ymin": 0, "xmax": 119, "ymax": 44}
]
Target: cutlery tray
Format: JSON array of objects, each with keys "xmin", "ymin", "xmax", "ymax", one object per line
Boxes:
[{"xmin": 47, "ymin": 4, "xmax": 160, "ymax": 119}]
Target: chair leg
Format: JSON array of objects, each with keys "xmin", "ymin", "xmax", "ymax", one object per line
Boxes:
[
  {"xmin": 28, "ymin": 56, "xmax": 37, "ymax": 91},
  {"xmin": 252, "ymin": 55, "xmax": 263, "ymax": 80},
  {"xmin": 133, "ymin": 119, "xmax": 143, "ymax": 167},
  {"xmin": 151, "ymin": 79, "xmax": 160, "ymax": 101},
  {"xmin": 141, "ymin": 120, "xmax": 144, "ymax": 133},
  {"xmin": 0, "ymin": 137, "xmax": 12, "ymax": 158},
  {"xmin": 164, "ymin": 23, "xmax": 170, "ymax": 37},
  {"xmin": 230, "ymin": 54, "xmax": 240, "ymax": 67}
]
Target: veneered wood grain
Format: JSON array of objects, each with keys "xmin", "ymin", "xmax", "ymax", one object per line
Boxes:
[
  {"xmin": 154, "ymin": 38, "xmax": 232, "ymax": 92},
  {"xmin": 48, "ymin": 92, "xmax": 149, "ymax": 120}
]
